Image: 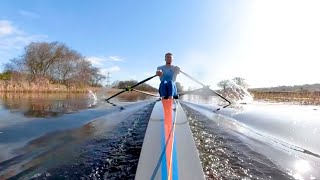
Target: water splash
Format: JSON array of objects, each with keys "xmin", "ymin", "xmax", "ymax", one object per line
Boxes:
[
  {"xmin": 88, "ymin": 90, "xmax": 98, "ymax": 107},
  {"xmin": 218, "ymin": 80, "xmax": 254, "ymax": 104},
  {"xmin": 93, "ymin": 87, "xmax": 107, "ymax": 100}
]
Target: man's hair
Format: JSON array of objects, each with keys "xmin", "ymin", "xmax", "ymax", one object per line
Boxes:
[{"xmin": 165, "ymin": 53, "xmax": 172, "ymax": 57}]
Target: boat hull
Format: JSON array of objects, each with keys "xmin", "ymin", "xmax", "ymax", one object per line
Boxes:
[{"xmin": 135, "ymin": 100, "xmax": 205, "ymax": 180}]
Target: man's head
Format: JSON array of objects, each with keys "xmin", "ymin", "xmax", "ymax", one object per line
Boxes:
[{"xmin": 165, "ymin": 53, "xmax": 173, "ymax": 65}]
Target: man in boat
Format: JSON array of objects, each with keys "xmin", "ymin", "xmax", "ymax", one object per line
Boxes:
[{"xmin": 156, "ymin": 52, "xmax": 180, "ymax": 99}]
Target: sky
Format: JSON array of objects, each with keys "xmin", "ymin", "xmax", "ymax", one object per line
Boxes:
[{"xmin": 0, "ymin": 0, "xmax": 319, "ymax": 89}]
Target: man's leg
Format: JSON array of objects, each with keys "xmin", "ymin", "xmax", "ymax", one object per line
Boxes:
[
  {"xmin": 167, "ymin": 81, "xmax": 178, "ymax": 110},
  {"xmin": 159, "ymin": 81, "xmax": 169, "ymax": 99},
  {"xmin": 167, "ymin": 81, "xmax": 174, "ymax": 99}
]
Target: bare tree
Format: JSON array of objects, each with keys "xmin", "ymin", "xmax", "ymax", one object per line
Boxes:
[
  {"xmin": 90, "ymin": 68, "xmax": 106, "ymax": 87},
  {"xmin": 24, "ymin": 42, "xmax": 66, "ymax": 79},
  {"xmin": 232, "ymin": 77, "xmax": 248, "ymax": 89},
  {"xmin": 3, "ymin": 41, "xmax": 102, "ymax": 88},
  {"xmin": 67, "ymin": 58, "xmax": 95, "ymax": 87},
  {"xmin": 217, "ymin": 80, "xmax": 230, "ymax": 91},
  {"xmin": 49, "ymin": 49, "xmax": 82, "ymax": 84},
  {"xmin": 4, "ymin": 57, "xmax": 27, "ymax": 72}
]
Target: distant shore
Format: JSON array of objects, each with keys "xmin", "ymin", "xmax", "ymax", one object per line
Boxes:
[
  {"xmin": 1, "ymin": 81, "xmax": 319, "ymax": 105},
  {"xmin": 250, "ymin": 91, "xmax": 320, "ymax": 105},
  {"xmin": 0, "ymin": 80, "xmax": 102, "ymax": 93}
]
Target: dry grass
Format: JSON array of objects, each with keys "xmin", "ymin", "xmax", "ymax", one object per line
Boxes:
[
  {"xmin": 0, "ymin": 80, "xmax": 102, "ymax": 93},
  {"xmin": 105, "ymin": 88, "xmax": 123, "ymax": 93},
  {"xmin": 0, "ymin": 92, "xmax": 89, "ymax": 100},
  {"xmin": 251, "ymin": 91, "xmax": 320, "ymax": 105}
]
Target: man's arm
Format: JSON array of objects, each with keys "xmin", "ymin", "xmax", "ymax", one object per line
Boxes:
[{"xmin": 174, "ymin": 66, "xmax": 180, "ymax": 74}]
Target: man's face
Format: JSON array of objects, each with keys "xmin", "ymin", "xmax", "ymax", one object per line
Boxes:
[{"xmin": 165, "ymin": 55, "xmax": 173, "ymax": 64}]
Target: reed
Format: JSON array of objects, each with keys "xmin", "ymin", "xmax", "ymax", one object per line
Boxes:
[
  {"xmin": 251, "ymin": 91, "xmax": 320, "ymax": 105},
  {"xmin": 0, "ymin": 80, "xmax": 101, "ymax": 93}
]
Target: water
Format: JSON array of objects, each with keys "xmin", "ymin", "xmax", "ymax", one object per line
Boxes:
[
  {"xmin": 180, "ymin": 84, "xmax": 319, "ymax": 179},
  {"xmin": 180, "ymin": 98, "xmax": 320, "ymax": 180},
  {"xmin": 0, "ymin": 92, "xmax": 157, "ymax": 179},
  {"xmin": 181, "ymin": 103, "xmax": 292, "ymax": 179}
]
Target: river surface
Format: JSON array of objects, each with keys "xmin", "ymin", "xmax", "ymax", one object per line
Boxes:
[{"xmin": 0, "ymin": 92, "xmax": 319, "ymax": 179}]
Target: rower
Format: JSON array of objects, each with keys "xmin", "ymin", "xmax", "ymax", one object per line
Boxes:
[{"xmin": 156, "ymin": 52, "xmax": 180, "ymax": 99}]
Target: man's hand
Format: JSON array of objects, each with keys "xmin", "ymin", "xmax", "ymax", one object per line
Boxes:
[{"xmin": 156, "ymin": 70, "xmax": 163, "ymax": 76}]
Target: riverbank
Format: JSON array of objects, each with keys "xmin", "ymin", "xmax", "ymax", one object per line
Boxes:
[
  {"xmin": 0, "ymin": 80, "xmax": 101, "ymax": 93},
  {"xmin": 251, "ymin": 91, "xmax": 320, "ymax": 105}
]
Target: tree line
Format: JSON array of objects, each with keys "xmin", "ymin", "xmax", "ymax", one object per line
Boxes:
[
  {"xmin": 2, "ymin": 41, "xmax": 106, "ymax": 87},
  {"xmin": 112, "ymin": 80, "xmax": 157, "ymax": 92},
  {"xmin": 112, "ymin": 80, "xmax": 183, "ymax": 92}
]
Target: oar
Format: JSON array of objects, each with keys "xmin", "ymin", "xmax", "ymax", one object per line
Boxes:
[
  {"xmin": 105, "ymin": 74, "xmax": 157, "ymax": 102},
  {"xmin": 107, "ymin": 101, "xmax": 125, "ymax": 110},
  {"xmin": 180, "ymin": 70, "xmax": 231, "ymax": 111},
  {"xmin": 131, "ymin": 89, "xmax": 159, "ymax": 97},
  {"xmin": 178, "ymin": 87, "xmax": 208, "ymax": 96}
]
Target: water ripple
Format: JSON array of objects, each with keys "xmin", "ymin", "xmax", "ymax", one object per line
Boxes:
[{"xmin": 181, "ymin": 103, "xmax": 292, "ymax": 180}]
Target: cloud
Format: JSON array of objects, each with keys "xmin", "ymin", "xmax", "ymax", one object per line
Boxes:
[
  {"xmin": 86, "ymin": 55, "xmax": 125, "ymax": 66},
  {"xmin": 86, "ymin": 56, "xmax": 124, "ymax": 78},
  {"xmin": 0, "ymin": 20, "xmax": 18, "ymax": 37},
  {"xmin": 18, "ymin": 10, "xmax": 40, "ymax": 19},
  {"xmin": 0, "ymin": 20, "xmax": 47, "ymax": 66},
  {"xmin": 100, "ymin": 66, "xmax": 121, "ymax": 74},
  {"xmin": 108, "ymin": 56, "xmax": 125, "ymax": 62},
  {"xmin": 0, "ymin": 34, "xmax": 47, "ymax": 50},
  {"xmin": 86, "ymin": 56, "xmax": 104, "ymax": 66}
]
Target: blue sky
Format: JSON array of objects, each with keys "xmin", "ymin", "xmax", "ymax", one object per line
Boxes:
[{"xmin": 1, "ymin": 0, "xmax": 319, "ymax": 88}]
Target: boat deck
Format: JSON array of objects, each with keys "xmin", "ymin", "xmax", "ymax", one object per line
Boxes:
[{"xmin": 135, "ymin": 100, "xmax": 205, "ymax": 180}]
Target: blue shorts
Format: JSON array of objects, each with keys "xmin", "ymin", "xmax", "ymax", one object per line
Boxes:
[{"xmin": 159, "ymin": 81, "xmax": 177, "ymax": 97}]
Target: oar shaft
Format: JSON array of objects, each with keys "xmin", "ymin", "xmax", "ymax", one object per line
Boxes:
[
  {"xmin": 180, "ymin": 71, "xmax": 206, "ymax": 87},
  {"xmin": 105, "ymin": 89, "xmax": 126, "ymax": 101},
  {"xmin": 131, "ymin": 89, "xmax": 159, "ymax": 97},
  {"xmin": 209, "ymin": 89, "xmax": 231, "ymax": 104},
  {"xmin": 130, "ymin": 75, "xmax": 157, "ymax": 89},
  {"xmin": 105, "ymin": 74, "xmax": 157, "ymax": 101},
  {"xmin": 180, "ymin": 70, "xmax": 232, "ymax": 106},
  {"xmin": 178, "ymin": 87, "xmax": 205, "ymax": 96}
]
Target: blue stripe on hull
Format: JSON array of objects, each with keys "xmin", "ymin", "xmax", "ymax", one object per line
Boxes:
[
  {"xmin": 172, "ymin": 137, "xmax": 178, "ymax": 180},
  {"xmin": 172, "ymin": 109, "xmax": 179, "ymax": 180}
]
